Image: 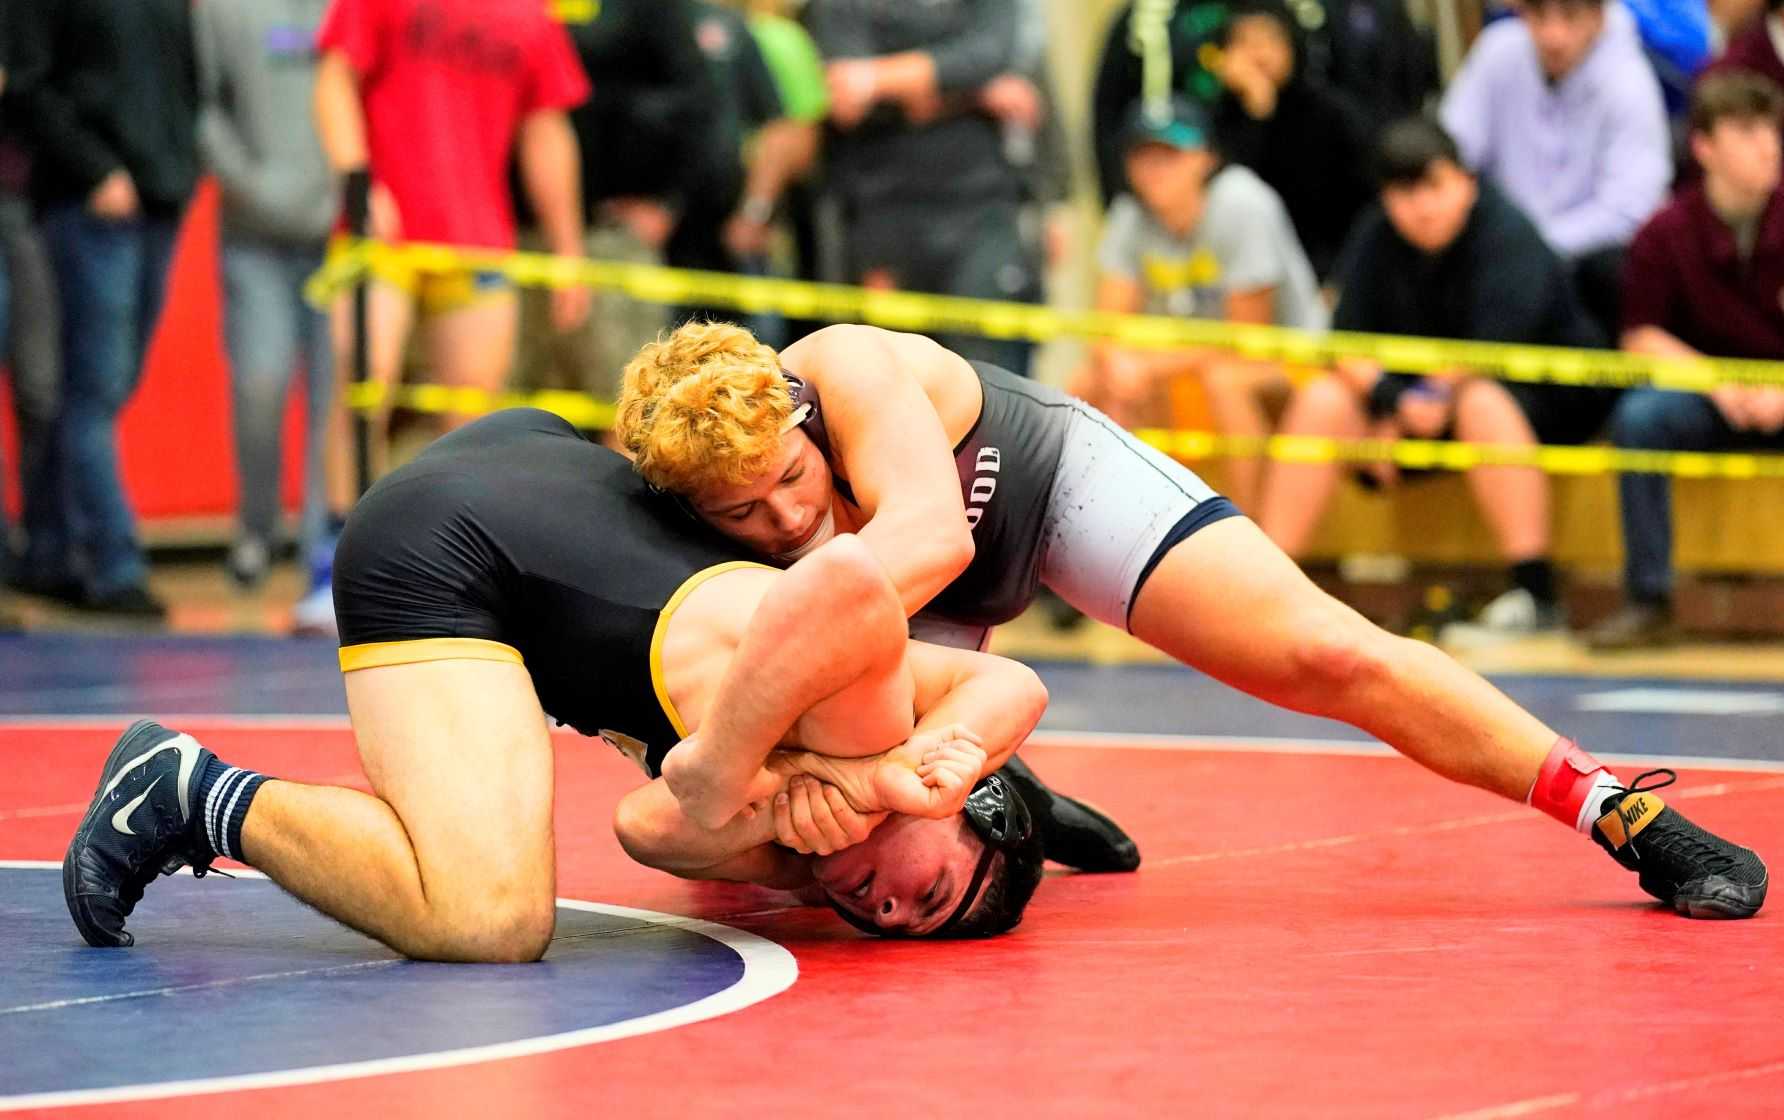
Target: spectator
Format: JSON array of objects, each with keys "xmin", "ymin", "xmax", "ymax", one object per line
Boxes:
[
  {"xmin": 1210, "ymin": 0, "xmax": 1376, "ymax": 280},
  {"xmin": 1076, "ymin": 96, "xmax": 1326, "ymax": 512},
  {"xmin": 1092, "ymin": 0, "xmax": 1437, "ymax": 205},
  {"xmin": 1092, "ymin": 0, "xmax": 1250, "ymax": 206},
  {"xmin": 1259, "ymin": 117, "xmax": 1618, "ymax": 640},
  {"xmin": 669, "ymin": 1, "xmax": 801, "ymax": 330},
  {"xmin": 1441, "ymin": 0, "xmax": 1671, "ymax": 338},
  {"xmin": 305, "ymin": 0, "xmax": 592, "ymax": 634},
  {"xmin": 981, "ymin": 0, "xmax": 1068, "ymax": 295},
  {"xmin": 1590, "ymin": 73, "xmax": 1784, "ymax": 649},
  {"xmin": 0, "ymin": 4, "xmax": 61, "ymax": 609},
  {"xmin": 8, "ymin": 0, "xmax": 202, "ymax": 619},
  {"xmin": 1706, "ymin": 0, "xmax": 1784, "ymax": 90},
  {"xmin": 1300, "ymin": 0, "xmax": 1440, "ymax": 130},
  {"xmin": 805, "ymin": 0, "xmax": 1037, "ymax": 375},
  {"xmin": 194, "ymin": 0, "xmax": 335, "ymax": 590},
  {"xmin": 735, "ymin": 0, "xmax": 829, "ymax": 346},
  {"xmin": 1624, "ymin": 0, "xmax": 1714, "ymax": 114},
  {"xmin": 514, "ymin": 0, "xmax": 709, "ymax": 402}
]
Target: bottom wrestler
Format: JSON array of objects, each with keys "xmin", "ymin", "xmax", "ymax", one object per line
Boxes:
[{"xmin": 62, "ymin": 410, "xmax": 1058, "ymax": 958}]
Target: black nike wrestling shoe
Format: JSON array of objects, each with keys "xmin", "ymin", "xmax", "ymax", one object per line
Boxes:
[
  {"xmin": 1591, "ymin": 770, "xmax": 1767, "ymax": 919},
  {"xmin": 64, "ymin": 720, "xmax": 216, "ymax": 947},
  {"xmin": 998, "ymin": 755, "xmax": 1140, "ymax": 872}
]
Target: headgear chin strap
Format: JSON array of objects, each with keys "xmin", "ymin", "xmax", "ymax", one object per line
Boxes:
[
  {"xmin": 829, "ymin": 772, "xmax": 1036, "ymax": 939},
  {"xmin": 781, "ymin": 371, "xmax": 833, "ymax": 450}
]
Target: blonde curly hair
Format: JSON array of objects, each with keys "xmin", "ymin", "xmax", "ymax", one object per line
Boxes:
[{"xmin": 616, "ymin": 321, "xmax": 793, "ymax": 495}]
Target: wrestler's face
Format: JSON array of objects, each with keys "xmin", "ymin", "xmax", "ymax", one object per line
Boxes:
[
  {"xmin": 690, "ymin": 430, "xmax": 837, "ymax": 558},
  {"xmin": 812, "ymin": 815, "xmax": 988, "ymax": 936}
]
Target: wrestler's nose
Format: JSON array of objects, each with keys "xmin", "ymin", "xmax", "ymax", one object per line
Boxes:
[
  {"xmin": 873, "ymin": 895, "xmax": 907, "ymax": 929},
  {"xmin": 766, "ymin": 493, "xmax": 805, "ymax": 535}
]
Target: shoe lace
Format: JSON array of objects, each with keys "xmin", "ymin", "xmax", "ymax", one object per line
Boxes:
[
  {"xmin": 1615, "ymin": 768, "xmax": 1677, "ymax": 798},
  {"xmin": 1615, "ymin": 769, "xmax": 1739, "ymax": 875}
]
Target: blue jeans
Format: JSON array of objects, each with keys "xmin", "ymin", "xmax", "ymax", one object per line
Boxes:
[
  {"xmin": 1610, "ymin": 388, "xmax": 1784, "ymax": 603},
  {"xmin": 31, "ymin": 205, "xmax": 181, "ymax": 595},
  {"xmin": 221, "ymin": 234, "xmax": 332, "ymax": 550},
  {"xmin": 0, "ymin": 190, "xmax": 63, "ymax": 586}
]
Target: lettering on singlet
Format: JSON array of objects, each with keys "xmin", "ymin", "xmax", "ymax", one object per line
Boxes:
[{"xmin": 964, "ymin": 446, "xmax": 1002, "ymax": 530}]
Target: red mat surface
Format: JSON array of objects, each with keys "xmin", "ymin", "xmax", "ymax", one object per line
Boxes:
[{"xmin": 5, "ymin": 723, "xmax": 1781, "ymax": 1118}]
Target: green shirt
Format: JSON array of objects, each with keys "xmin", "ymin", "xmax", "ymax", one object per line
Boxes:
[{"xmin": 748, "ymin": 13, "xmax": 828, "ymax": 123}]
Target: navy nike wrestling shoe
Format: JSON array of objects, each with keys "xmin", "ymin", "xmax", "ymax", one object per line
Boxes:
[
  {"xmin": 1592, "ymin": 770, "xmax": 1767, "ymax": 919},
  {"xmin": 64, "ymin": 720, "xmax": 216, "ymax": 947},
  {"xmin": 998, "ymin": 755, "xmax": 1140, "ymax": 872}
]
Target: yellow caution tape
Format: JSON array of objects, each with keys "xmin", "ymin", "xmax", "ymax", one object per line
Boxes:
[
  {"xmin": 344, "ymin": 381, "xmax": 1784, "ymax": 480},
  {"xmin": 307, "ymin": 237, "xmax": 1784, "ymax": 393}
]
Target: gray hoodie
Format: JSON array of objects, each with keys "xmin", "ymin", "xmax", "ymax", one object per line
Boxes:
[{"xmin": 194, "ymin": 0, "xmax": 334, "ymax": 243}]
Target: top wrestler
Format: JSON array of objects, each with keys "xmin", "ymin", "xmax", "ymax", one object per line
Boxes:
[{"xmin": 615, "ymin": 321, "xmax": 1768, "ymax": 919}]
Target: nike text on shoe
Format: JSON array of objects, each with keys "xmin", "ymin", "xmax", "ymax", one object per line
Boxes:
[
  {"xmin": 63, "ymin": 720, "xmax": 216, "ymax": 947},
  {"xmin": 1592, "ymin": 769, "xmax": 1768, "ymax": 919}
]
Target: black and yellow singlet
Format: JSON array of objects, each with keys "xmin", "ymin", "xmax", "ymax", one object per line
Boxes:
[{"xmin": 334, "ymin": 408, "xmax": 759, "ymax": 775}]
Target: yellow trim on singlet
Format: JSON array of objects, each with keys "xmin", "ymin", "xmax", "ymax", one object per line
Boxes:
[
  {"xmin": 648, "ymin": 561, "xmax": 777, "ymax": 738},
  {"xmin": 339, "ymin": 637, "xmax": 524, "ymax": 673}
]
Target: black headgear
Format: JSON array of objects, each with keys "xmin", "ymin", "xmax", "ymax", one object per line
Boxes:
[{"xmin": 829, "ymin": 772, "xmax": 1037, "ymax": 939}]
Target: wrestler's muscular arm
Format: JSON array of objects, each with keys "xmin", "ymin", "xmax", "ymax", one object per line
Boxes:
[
  {"xmin": 660, "ymin": 535, "xmax": 912, "ymax": 829},
  {"xmin": 779, "ymin": 324, "xmax": 979, "ymax": 616},
  {"xmin": 788, "ymin": 643, "xmax": 1048, "ymax": 802},
  {"xmin": 618, "ymin": 647, "xmax": 1043, "ymax": 885}
]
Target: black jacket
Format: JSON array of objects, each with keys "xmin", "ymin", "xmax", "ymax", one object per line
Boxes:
[{"xmin": 8, "ymin": 0, "xmax": 197, "ymax": 215}]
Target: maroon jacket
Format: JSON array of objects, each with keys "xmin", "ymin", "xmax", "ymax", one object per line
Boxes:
[
  {"xmin": 1621, "ymin": 183, "xmax": 1784, "ymax": 359},
  {"xmin": 1705, "ymin": 17, "xmax": 1784, "ymax": 91}
]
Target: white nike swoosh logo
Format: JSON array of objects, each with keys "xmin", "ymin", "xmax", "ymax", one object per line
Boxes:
[
  {"xmin": 101, "ymin": 734, "xmax": 202, "ymax": 825},
  {"xmin": 111, "ymin": 777, "xmax": 161, "ymax": 837}
]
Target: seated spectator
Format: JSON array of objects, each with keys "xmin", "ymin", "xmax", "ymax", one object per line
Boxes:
[
  {"xmin": 1590, "ymin": 72, "xmax": 1784, "ymax": 649},
  {"xmin": 1210, "ymin": 0, "xmax": 1376, "ymax": 280},
  {"xmin": 1442, "ymin": 0, "xmax": 1671, "ymax": 338},
  {"xmin": 1706, "ymin": 0, "xmax": 1784, "ymax": 90},
  {"xmin": 1295, "ymin": 0, "xmax": 1440, "ymax": 134},
  {"xmin": 1258, "ymin": 117, "xmax": 1619, "ymax": 640},
  {"xmin": 1074, "ymin": 96, "xmax": 1326, "ymax": 512},
  {"xmin": 1714, "ymin": 0, "xmax": 1766, "ymax": 36},
  {"xmin": 1091, "ymin": 0, "xmax": 1227, "ymax": 206},
  {"xmin": 1091, "ymin": 0, "xmax": 1437, "ymax": 206},
  {"xmin": 1624, "ymin": 0, "xmax": 1714, "ymax": 115}
]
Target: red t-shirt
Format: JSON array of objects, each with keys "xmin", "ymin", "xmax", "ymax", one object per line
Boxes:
[
  {"xmin": 1622, "ymin": 185, "xmax": 1784, "ymax": 359},
  {"xmin": 318, "ymin": 0, "xmax": 590, "ymax": 249}
]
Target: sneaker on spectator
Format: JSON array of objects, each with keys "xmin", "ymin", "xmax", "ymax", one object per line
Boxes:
[
  {"xmin": 291, "ymin": 533, "xmax": 337, "ymax": 638},
  {"xmin": 1438, "ymin": 588, "xmax": 1562, "ymax": 648},
  {"xmin": 228, "ymin": 536, "xmax": 272, "ymax": 591},
  {"xmin": 82, "ymin": 585, "xmax": 168, "ymax": 620},
  {"xmin": 1586, "ymin": 602, "xmax": 1678, "ymax": 652}
]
